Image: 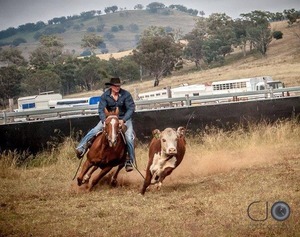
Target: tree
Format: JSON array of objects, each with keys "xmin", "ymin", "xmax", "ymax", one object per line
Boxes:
[
  {"xmin": 273, "ymin": 31, "xmax": 283, "ymax": 40},
  {"xmin": 247, "ymin": 26, "xmax": 272, "ymax": 55},
  {"xmin": 206, "ymin": 13, "xmax": 234, "ymax": 58},
  {"xmin": 240, "ymin": 11, "xmax": 273, "ymax": 55},
  {"xmin": 104, "ymin": 6, "xmax": 118, "ymax": 14},
  {"xmin": 12, "ymin": 37, "xmax": 27, "ymax": 46},
  {"xmin": 76, "ymin": 56, "xmax": 108, "ymax": 91},
  {"xmin": 111, "ymin": 26, "xmax": 119, "ymax": 32},
  {"xmin": 107, "ymin": 56, "xmax": 140, "ymax": 82},
  {"xmin": 29, "ymin": 35, "xmax": 64, "ymax": 69},
  {"xmin": 0, "ymin": 47, "xmax": 26, "ymax": 66},
  {"xmin": 0, "ymin": 66, "xmax": 23, "ymax": 107},
  {"xmin": 283, "ymin": 9, "xmax": 299, "ymax": 26},
  {"xmin": 81, "ymin": 33, "xmax": 104, "ymax": 55},
  {"xmin": 79, "ymin": 11, "xmax": 96, "ymax": 20},
  {"xmin": 169, "ymin": 4, "xmax": 187, "ymax": 12},
  {"xmin": 97, "ymin": 24, "xmax": 105, "ymax": 32},
  {"xmin": 128, "ymin": 24, "xmax": 139, "ymax": 32},
  {"xmin": 134, "ymin": 4, "xmax": 143, "ymax": 10},
  {"xmin": 110, "ymin": 5, "xmax": 118, "ymax": 13},
  {"xmin": 232, "ymin": 18, "xmax": 251, "ymax": 56},
  {"xmin": 271, "ymin": 12, "xmax": 284, "ymax": 21},
  {"xmin": 87, "ymin": 27, "xmax": 96, "ymax": 32},
  {"xmin": 185, "ymin": 13, "xmax": 235, "ymax": 66},
  {"xmin": 146, "ymin": 2, "xmax": 166, "ymax": 13},
  {"xmin": 183, "ymin": 17, "xmax": 207, "ymax": 69},
  {"xmin": 184, "ymin": 29, "xmax": 205, "ymax": 69},
  {"xmin": 53, "ymin": 58, "xmax": 78, "ymax": 95},
  {"xmin": 104, "ymin": 7, "xmax": 110, "ymax": 14},
  {"xmin": 104, "ymin": 32, "xmax": 115, "ymax": 40},
  {"xmin": 133, "ymin": 26, "xmax": 183, "ymax": 87},
  {"xmin": 199, "ymin": 11, "xmax": 205, "ymax": 17},
  {"xmin": 187, "ymin": 9, "xmax": 198, "ymax": 16},
  {"xmin": 22, "ymin": 69, "xmax": 61, "ymax": 95},
  {"xmin": 202, "ymin": 38, "xmax": 225, "ymax": 64}
]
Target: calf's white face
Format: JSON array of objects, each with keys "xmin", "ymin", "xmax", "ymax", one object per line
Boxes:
[{"xmin": 160, "ymin": 128, "xmax": 178, "ymax": 155}]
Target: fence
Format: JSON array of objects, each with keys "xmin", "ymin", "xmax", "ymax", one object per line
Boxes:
[{"xmin": 1, "ymin": 86, "xmax": 300, "ymax": 125}]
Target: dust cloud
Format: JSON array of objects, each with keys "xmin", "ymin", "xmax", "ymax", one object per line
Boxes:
[
  {"xmin": 129, "ymin": 144, "xmax": 286, "ymax": 187},
  {"xmin": 171, "ymin": 145, "xmax": 284, "ymax": 179},
  {"xmin": 70, "ymin": 143, "xmax": 288, "ymax": 192}
]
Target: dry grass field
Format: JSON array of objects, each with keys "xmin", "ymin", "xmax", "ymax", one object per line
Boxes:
[
  {"xmin": 0, "ymin": 120, "xmax": 300, "ymax": 236},
  {"xmin": 1, "ymin": 20, "xmax": 300, "ymax": 236}
]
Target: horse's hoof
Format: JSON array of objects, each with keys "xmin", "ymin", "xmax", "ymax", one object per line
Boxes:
[
  {"xmin": 111, "ymin": 179, "xmax": 118, "ymax": 187},
  {"xmin": 83, "ymin": 174, "xmax": 90, "ymax": 184},
  {"xmin": 77, "ymin": 178, "xmax": 82, "ymax": 186},
  {"xmin": 87, "ymin": 185, "xmax": 94, "ymax": 192}
]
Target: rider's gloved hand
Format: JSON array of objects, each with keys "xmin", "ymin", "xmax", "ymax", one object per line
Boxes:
[{"xmin": 119, "ymin": 120, "xmax": 125, "ymax": 128}]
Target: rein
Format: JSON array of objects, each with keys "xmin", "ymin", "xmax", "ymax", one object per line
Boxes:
[
  {"xmin": 131, "ymin": 160, "xmax": 145, "ymax": 180},
  {"xmin": 72, "ymin": 155, "xmax": 84, "ymax": 180},
  {"xmin": 185, "ymin": 110, "xmax": 195, "ymax": 131}
]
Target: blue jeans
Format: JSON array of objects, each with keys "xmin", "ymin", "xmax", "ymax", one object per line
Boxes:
[{"xmin": 76, "ymin": 119, "xmax": 135, "ymax": 163}]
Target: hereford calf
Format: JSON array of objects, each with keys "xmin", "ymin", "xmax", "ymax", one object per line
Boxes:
[{"xmin": 141, "ymin": 127, "xmax": 186, "ymax": 195}]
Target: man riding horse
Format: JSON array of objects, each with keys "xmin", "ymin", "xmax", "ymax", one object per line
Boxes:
[{"xmin": 75, "ymin": 77, "xmax": 136, "ymax": 172}]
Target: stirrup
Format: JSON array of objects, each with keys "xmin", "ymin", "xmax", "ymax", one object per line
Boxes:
[
  {"xmin": 76, "ymin": 149, "xmax": 85, "ymax": 159},
  {"xmin": 125, "ymin": 160, "xmax": 134, "ymax": 172}
]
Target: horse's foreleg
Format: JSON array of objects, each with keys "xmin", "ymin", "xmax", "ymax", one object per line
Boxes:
[
  {"xmin": 77, "ymin": 160, "xmax": 93, "ymax": 186},
  {"xmin": 89, "ymin": 166, "xmax": 113, "ymax": 191},
  {"xmin": 111, "ymin": 163, "xmax": 125, "ymax": 187},
  {"xmin": 83, "ymin": 166, "xmax": 98, "ymax": 184}
]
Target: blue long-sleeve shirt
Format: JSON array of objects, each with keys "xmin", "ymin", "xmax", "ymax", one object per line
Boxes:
[{"xmin": 98, "ymin": 88, "xmax": 135, "ymax": 122}]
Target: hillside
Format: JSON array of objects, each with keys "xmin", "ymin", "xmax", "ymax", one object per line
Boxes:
[
  {"xmin": 69, "ymin": 20, "xmax": 300, "ymax": 99},
  {"xmin": 1, "ymin": 9, "xmax": 197, "ymax": 59},
  {"xmin": 2, "ymin": 13, "xmax": 300, "ymax": 100}
]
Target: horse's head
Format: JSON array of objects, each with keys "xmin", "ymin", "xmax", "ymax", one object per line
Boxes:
[{"xmin": 104, "ymin": 107, "xmax": 121, "ymax": 147}]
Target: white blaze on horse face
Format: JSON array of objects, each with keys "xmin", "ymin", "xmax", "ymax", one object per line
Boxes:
[
  {"xmin": 161, "ymin": 128, "xmax": 178, "ymax": 155},
  {"xmin": 110, "ymin": 118, "xmax": 117, "ymax": 144}
]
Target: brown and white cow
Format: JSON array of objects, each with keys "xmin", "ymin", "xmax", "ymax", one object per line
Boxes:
[{"xmin": 141, "ymin": 127, "xmax": 186, "ymax": 195}]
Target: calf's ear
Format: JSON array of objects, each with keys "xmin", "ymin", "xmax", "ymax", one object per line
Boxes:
[
  {"xmin": 152, "ymin": 129, "xmax": 161, "ymax": 139},
  {"xmin": 177, "ymin": 126, "xmax": 186, "ymax": 137}
]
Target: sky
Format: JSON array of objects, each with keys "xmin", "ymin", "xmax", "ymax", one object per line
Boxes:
[{"xmin": 0, "ymin": 0, "xmax": 299, "ymax": 31}]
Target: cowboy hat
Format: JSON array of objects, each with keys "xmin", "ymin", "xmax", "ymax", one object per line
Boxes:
[{"xmin": 105, "ymin": 77, "xmax": 122, "ymax": 86}]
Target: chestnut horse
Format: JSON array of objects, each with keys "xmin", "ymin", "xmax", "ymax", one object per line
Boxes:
[{"xmin": 77, "ymin": 108, "xmax": 127, "ymax": 190}]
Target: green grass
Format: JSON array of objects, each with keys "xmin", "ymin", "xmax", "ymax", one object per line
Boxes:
[{"xmin": 0, "ymin": 120, "xmax": 300, "ymax": 236}]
